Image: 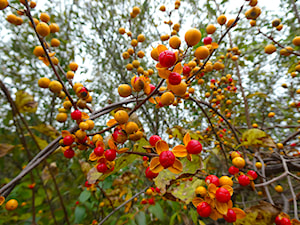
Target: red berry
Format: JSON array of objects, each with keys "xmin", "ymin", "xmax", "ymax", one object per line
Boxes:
[
  {"xmin": 281, "ymin": 218, "xmax": 292, "ymax": 225},
  {"xmin": 104, "ymin": 149, "xmax": 117, "ymax": 161},
  {"xmin": 148, "ymin": 198, "xmax": 155, "ymax": 205},
  {"xmin": 63, "ymin": 135, "xmax": 74, "ymax": 146},
  {"xmin": 75, "ymin": 201, "xmax": 79, "ymax": 205},
  {"xmin": 228, "ymin": 78, "xmax": 233, "ymax": 82},
  {"xmin": 196, "ymin": 202, "xmax": 211, "ymax": 217},
  {"xmin": 143, "ymin": 156, "xmax": 148, "ymax": 161},
  {"xmin": 85, "ymin": 181, "xmax": 92, "ymax": 187},
  {"xmin": 290, "ymin": 143, "xmax": 297, "ymax": 147},
  {"xmin": 238, "ymin": 174, "xmax": 250, "ymax": 186},
  {"xmin": 182, "ymin": 65, "xmax": 191, "ymax": 75},
  {"xmin": 158, "ymin": 50, "xmax": 176, "ymax": 68},
  {"xmin": 97, "ymin": 163, "xmax": 108, "ymax": 173},
  {"xmin": 149, "ymin": 135, "xmax": 162, "ymax": 146},
  {"xmin": 64, "ymin": 148, "xmax": 75, "ymax": 158},
  {"xmin": 275, "ymin": 216, "xmax": 281, "ymax": 225},
  {"xmin": 247, "ymin": 170, "xmax": 258, "ymax": 180},
  {"xmin": 94, "ymin": 146, "xmax": 104, "ymax": 156},
  {"xmin": 223, "ymin": 209, "xmax": 236, "ymax": 223},
  {"xmin": 77, "ymin": 135, "xmax": 87, "ymax": 144},
  {"xmin": 228, "ymin": 166, "xmax": 239, "ymax": 175},
  {"xmin": 168, "ymin": 72, "xmax": 181, "ymax": 85},
  {"xmin": 141, "ymin": 199, "xmax": 147, "ymax": 204},
  {"xmin": 71, "ymin": 110, "xmax": 82, "ymax": 120},
  {"xmin": 203, "ymin": 36, "xmax": 212, "ymax": 45},
  {"xmin": 186, "ymin": 140, "xmax": 203, "ymax": 154},
  {"xmin": 205, "ymin": 175, "xmax": 220, "ymax": 186},
  {"xmin": 112, "ymin": 127, "xmax": 127, "ymax": 144},
  {"xmin": 159, "ymin": 151, "xmax": 175, "ymax": 168},
  {"xmin": 145, "ymin": 167, "xmax": 159, "ymax": 179},
  {"xmin": 210, "ymin": 79, "xmax": 216, "ymax": 83},
  {"xmin": 78, "ymin": 87, "xmax": 88, "ymax": 98},
  {"xmin": 148, "ymin": 84, "xmax": 156, "ymax": 94},
  {"xmin": 215, "ymin": 187, "xmax": 231, "ymax": 203},
  {"xmin": 155, "ymin": 187, "xmax": 160, "ymax": 193}
]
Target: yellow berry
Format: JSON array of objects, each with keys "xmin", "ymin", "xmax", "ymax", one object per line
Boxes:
[
  {"xmin": 48, "ymin": 80, "xmax": 63, "ymax": 93},
  {"xmin": 195, "ymin": 186, "xmax": 207, "ymax": 196},
  {"xmin": 40, "ymin": 13, "xmax": 50, "ymax": 23},
  {"xmin": 232, "ymin": 156, "xmax": 245, "ymax": 168},
  {"xmin": 5, "ymin": 199, "xmax": 18, "ymax": 211},
  {"xmin": 219, "ymin": 176, "xmax": 233, "ymax": 186},
  {"xmin": 69, "ymin": 62, "xmax": 78, "ymax": 71},
  {"xmin": 160, "ymin": 92, "xmax": 175, "ymax": 106},
  {"xmin": 125, "ymin": 122, "xmax": 139, "ymax": 134},
  {"xmin": 274, "ymin": 185, "xmax": 283, "ymax": 193},
  {"xmin": 118, "ymin": 84, "xmax": 132, "ymax": 97},
  {"xmin": 38, "ymin": 77, "xmax": 51, "ymax": 88},
  {"xmin": 255, "ymin": 162, "xmax": 262, "ymax": 169},
  {"xmin": 114, "ymin": 110, "xmax": 129, "ymax": 124},
  {"xmin": 49, "ymin": 23, "xmax": 59, "ymax": 33},
  {"xmin": 36, "ymin": 22, "xmax": 50, "ymax": 37},
  {"xmin": 185, "ymin": 28, "xmax": 202, "ymax": 46},
  {"xmin": 51, "ymin": 38, "xmax": 60, "ymax": 47}
]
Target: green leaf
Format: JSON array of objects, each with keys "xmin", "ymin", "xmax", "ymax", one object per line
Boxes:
[
  {"xmin": 74, "ymin": 205, "xmax": 86, "ymax": 224},
  {"xmin": 135, "ymin": 211, "xmax": 146, "ymax": 225},
  {"xmin": 171, "ymin": 178, "xmax": 204, "ymax": 204},
  {"xmin": 30, "ymin": 124, "xmax": 59, "ymax": 139},
  {"xmin": 169, "ymin": 212, "xmax": 178, "ymax": 225},
  {"xmin": 149, "ymin": 203, "xmax": 165, "ymax": 221},
  {"xmin": 237, "ymin": 129, "xmax": 276, "ymax": 149},
  {"xmin": 79, "ymin": 190, "xmax": 91, "ymax": 203}
]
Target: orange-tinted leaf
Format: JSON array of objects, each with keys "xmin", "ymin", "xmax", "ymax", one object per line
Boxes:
[
  {"xmin": 149, "ymin": 97, "xmax": 157, "ymax": 104},
  {"xmin": 210, "ymin": 208, "xmax": 223, "ymax": 221},
  {"xmin": 228, "ymin": 200, "xmax": 233, "ymax": 209},
  {"xmin": 173, "ymin": 63, "xmax": 183, "ymax": 74},
  {"xmin": 81, "ymin": 112, "xmax": 89, "ymax": 120},
  {"xmin": 211, "ymin": 42, "xmax": 219, "ymax": 49},
  {"xmin": 89, "ymin": 152, "xmax": 99, "ymax": 161},
  {"xmin": 192, "ymin": 197, "xmax": 204, "ymax": 207},
  {"xmin": 117, "ymin": 147, "xmax": 129, "ymax": 153},
  {"xmin": 157, "ymin": 66, "xmax": 171, "ymax": 79},
  {"xmin": 49, "ymin": 52, "xmax": 55, "ymax": 57},
  {"xmin": 150, "ymin": 157, "xmax": 163, "ymax": 173},
  {"xmin": 168, "ymin": 158, "xmax": 183, "ymax": 174},
  {"xmin": 0, "ymin": 144, "xmax": 14, "ymax": 157},
  {"xmin": 108, "ymin": 138, "xmax": 117, "ymax": 150},
  {"xmin": 131, "ymin": 75, "xmax": 136, "ymax": 87},
  {"xmin": 208, "ymin": 183, "xmax": 217, "ymax": 194},
  {"xmin": 155, "ymin": 140, "xmax": 169, "ymax": 154},
  {"xmin": 157, "ymin": 44, "xmax": 168, "ymax": 54},
  {"xmin": 216, "ymin": 201, "xmax": 228, "ymax": 215},
  {"xmin": 0, "ymin": 196, "xmax": 5, "ymax": 206},
  {"xmin": 183, "ymin": 132, "xmax": 191, "ymax": 146},
  {"xmin": 96, "ymin": 140, "xmax": 105, "ymax": 148},
  {"xmin": 144, "ymin": 83, "xmax": 151, "ymax": 95},
  {"xmin": 61, "ymin": 130, "xmax": 71, "ymax": 138},
  {"xmin": 250, "ymin": 180, "xmax": 255, "ymax": 191},
  {"xmin": 292, "ymin": 219, "xmax": 300, "ymax": 225},
  {"xmin": 172, "ymin": 145, "xmax": 187, "ymax": 157},
  {"xmin": 106, "ymin": 118, "xmax": 117, "ymax": 127},
  {"xmin": 232, "ymin": 208, "xmax": 246, "ymax": 219}
]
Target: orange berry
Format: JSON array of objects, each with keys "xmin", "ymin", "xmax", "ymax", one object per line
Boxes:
[
  {"xmin": 49, "ymin": 23, "xmax": 59, "ymax": 33},
  {"xmin": 159, "ymin": 5, "xmax": 166, "ymax": 11},
  {"xmin": 48, "ymin": 80, "xmax": 63, "ymax": 93},
  {"xmin": 293, "ymin": 36, "xmax": 300, "ymax": 46},
  {"xmin": 272, "ymin": 18, "xmax": 281, "ymax": 27},
  {"xmin": 137, "ymin": 51, "xmax": 145, "ymax": 58},
  {"xmin": 276, "ymin": 24, "xmax": 283, "ymax": 31},
  {"xmin": 195, "ymin": 46, "xmax": 210, "ymax": 60},
  {"xmin": 185, "ymin": 28, "xmax": 202, "ymax": 46},
  {"xmin": 132, "ymin": 60, "xmax": 140, "ymax": 68},
  {"xmin": 255, "ymin": 162, "xmax": 262, "ymax": 169},
  {"xmin": 30, "ymin": 1, "xmax": 36, "ymax": 8},
  {"xmin": 151, "ymin": 47, "xmax": 159, "ymax": 61},
  {"xmin": 114, "ymin": 110, "xmax": 129, "ymax": 124},
  {"xmin": 79, "ymin": 122, "xmax": 89, "ymax": 130},
  {"xmin": 169, "ymin": 36, "xmax": 181, "ymax": 49},
  {"xmin": 126, "ymin": 63, "xmax": 134, "ymax": 71},
  {"xmin": 217, "ymin": 14, "xmax": 227, "ymax": 25},
  {"xmin": 127, "ymin": 48, "xmax": 134, "ymax": 55},
  {"xmin": 122, "ymin": 52, "xmax": 130, "ymax": 59},
  {"xmin": 245, "ymin": 6, "xmax": 261, "ymax": 20},
  {"xmin": 170, "ymin": 81, "xmax": 187, "ymax": 97},
  {"xmin": 219, "ymin": 176, "xmax": 233, "ymax": 186},
  {"xmin": 132, "ymin": 6, "xmax": 140, "ymax": 15},
  {"xmin": 118, "ymin": 27, "xmax": 126, "ymax": 34},
  {"xmin": 118, "ymin": 84, "xmax": 132, "ymax": 97},
  {"xmin": 0, "ymin": 0, "xmax": 9, "ymax": 10},
  {"xmin": 51, "ymin": 38, "xmax": 60, "ymax": 47},
  {"xmin": 137, "ymin": 34, "xmax": 145, "ymax": 42},
  {"xmin": 6, "ymin": 14, "xmax": 17, "ymax": 24},
  {"xmin": 131, "ymin": 39, "xmax": 138, "ymax": 47},
  {"xmin": 86, "ymin": 120, "xmax": 95, "ymax": 130},
  {"xmin": 36, "ymin": 22, "xmax": 50, "ymax": 37},
  {"xmin": 125, "ymin": 121, "xmax": 139, "ymax": 134},
  {"xmin": 56, "ymin": 113, "xmax": 67, "ymax": 123},
  {"xmin": 5, "ymin": 199, "xmax": 18, "ymax": 211},
  {"xmin": 40, "ymin": 13, "xmax": 50, "ymax": 23},
  {"xmin": 232, "ymin": 156, "xmax": 245, "ymax": 168},
  {"xmin": 160, "ymin": 92, "xmax": 175, "ymax": 106},
  {"xmin": 66, "ymin": 71, "xmax": 74, "ymax": 79},
  {"xmin": 226, "ymin": 18, "xmax": 236, "ymax": 28},
  {"xmin": 29, "ymin": 18, "xmax": 39, "ymax": 28},
  {"xmin": 69, "ymin": 62, "xmax": 78, "ymax": 71},
  {"xmin": 206, "ymin": 24, "xmax": 216, "ymax": 34},
  {"xmin": 274, "ymin": 185, "xmax": 283, "ymax": 193},
  {"xmin": 33, "ymin": 46, "xmax": 45, "ymax": 57},
  {"xmin": 38, "ymin": 77, "xmax": 51, "ymax": 88},
  {"xmin": 51, "ymin": 57, "xmax": 59, "ymax": 65},
  {"xmin": 250, "ymin": 20, "xmax": 256, "ymax": 26},
  {"xmin": 268, "ymin": 112, "xmax": 275, "ymax": 117},
  {"xmin": 195, "ymin": 186, "xmax": 207, "ymax": 196}
]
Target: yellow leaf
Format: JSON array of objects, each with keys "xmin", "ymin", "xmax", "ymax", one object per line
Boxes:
[
  {"xmin": 81, "ymin": 112, "xmax": 89, "ymax": 120},
  {"xmin": 108, "ymin": 138, "xmax": 117, "ymax": 150},
  {"xmin": 0, "ymin": 144, "xmax": 14, "ymax": 157},
  {"xmin": 292, "ymin": 219, "xmax": 300, "ymax": 225},
  {"xmin": 0, "ymin": 196, "xmax": 5, "ymax": 206},
  {"xmin": 31, "ymin": 124, "xmax": 59, "ymax": 139},
  {"xmin": 124, "ymin": 189, "xmax": 132, "ymax": 213},
  {"xmin": 192, "ymin": 197, "xmax": 204, "ymax": 207},
  {"xmin": 89, "ymin": 152, "xmax": 98, "ymax": 161},
  {"xmin": 216, "ymin": 201, "xmax": 228, "ymax": 215},
  {"xmin": 15, "ymin": 90, "xmax": 38, "ymax": 113},
  {"xmin": 149, "ymin": 97, "xmax": 157, "ymax": 104},
  {"xmin": 210, "ymin": 208, "xmax": 223, "ymax": 220},
  {"xmin": 173, "ymin": 63, "xmax": 183, "ymax": 74},
  {"xmin": 183, "ymin": 132, "xmax": 191, "ymax": 146},
  {"xmin": 157, "ymin": 44, "xmax": 168, "ymax": 54},
  {"xmin": 155, "ymin": 140, "xmax": 169, "ymax": 154},
  {"xmin": 87, "ymin": 167, "xmax": 101, "ymax": 184},
  {"xmin": 172, "ymin": 145, "xmax": 187, "ymax": 157},
  {"xmin": 232, "ymin": 207, "xmax": 246, "ymax": 219},
  {"xmin": 61, "ymin": 130, "xmax": 71, "ymax": 138},
  {"xmin": 237, "ymin": 129, "xmax": 276, "ymax": 148},
  {"xmin": 149, "ymin": 157, "xmax": 163, "ymax": 173},
  {"xmin": 222, "ymin": 185, "xmax": 233, "ymax": 196},
  {"xmin": 117, "ymin": 147, "xmax": 129, "ymax": 153},
  {"xmin": 168, "ymin": 158, "xmax": 183, "ymax": 174}
]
